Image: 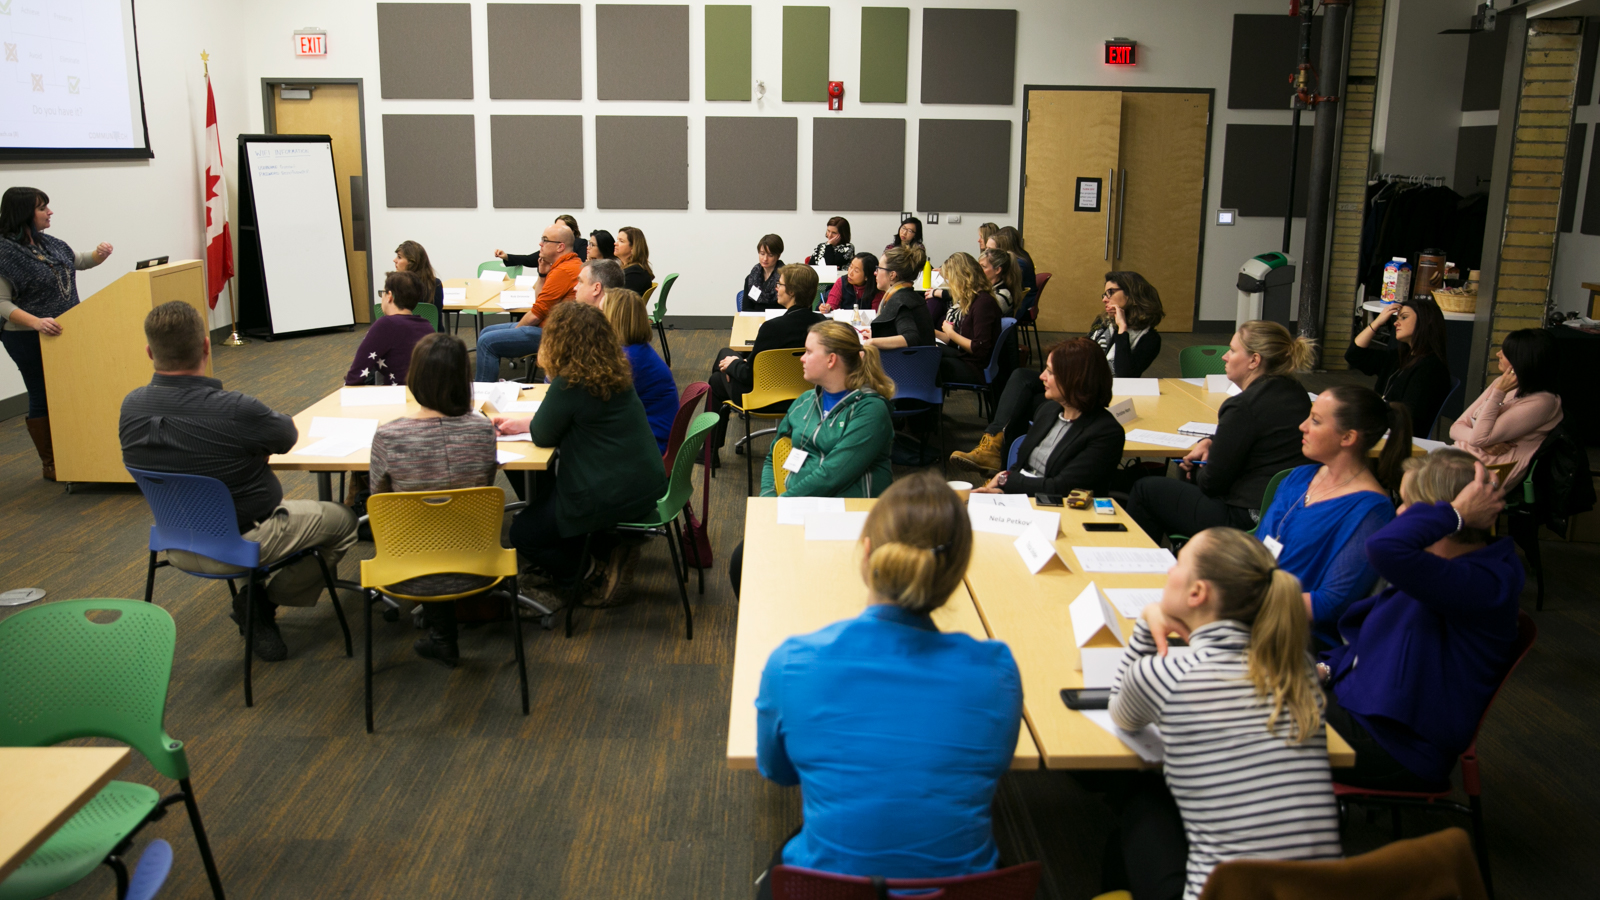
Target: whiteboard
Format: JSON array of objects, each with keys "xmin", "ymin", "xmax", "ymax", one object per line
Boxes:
[{"xmin": 243, "ymin": 140, "xmax": 355, "ymax": 334}]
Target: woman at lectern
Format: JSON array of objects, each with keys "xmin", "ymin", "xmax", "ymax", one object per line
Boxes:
[{"xmin": 0, "ymin": 187, "xmax": 113, "ymax": 481}]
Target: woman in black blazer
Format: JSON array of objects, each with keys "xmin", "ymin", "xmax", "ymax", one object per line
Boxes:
[
  {"xmin": 708, "ymin": 264, "xmax": 826, "ymax": 457},
  {"xmin": 616, "ymin": 226, "xmax": 655, "ymax": 296},
  {"xmin": 971, "ymin": 338, "xmax": 1125, "ymax": 497},
  {"xmin": 1344, "ymin": 298, "xmax": 1453, "ymax": 438}
]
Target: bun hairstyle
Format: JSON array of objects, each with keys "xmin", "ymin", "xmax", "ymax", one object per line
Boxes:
[
  {"xmin": 1236, "ymin": 319, "xmax": 1317, "ymax": 378},
  {"xmin": 881, "ymin": 246, "xmax": 919, "ymax": 283},
  {"xmin": 806, "ymin": 321, "xmax": 896, "ymax": 398},
  {"xmin": 1188, "ymin": 527, "xmax": 1323, "ymax": 744},
  {"xmin": 1401, "ymin": 448, "xmax": 1493, "ymax": 543},
  {"xmin": 860, "ymin": 471, "xmax": 973, "ymax": 614},
  {"xmin": 1324, "ymin": 384, "xmax": 1412, "ymax": 491}
]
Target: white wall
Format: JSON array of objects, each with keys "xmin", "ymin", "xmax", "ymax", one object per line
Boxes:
[
  {"xmin": 1553, "ymin": 94, "xmax": 1600, "ymax": 315},
  {"xmin": 1372, "ymin": 0, "xmax": 1474, "ymax": 183}
]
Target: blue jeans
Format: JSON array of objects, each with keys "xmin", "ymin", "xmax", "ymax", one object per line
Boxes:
[
  {"xmin": 475, "ymin": 322, "xmax": 542, "ymax": 383},
  {"xmin": 1, "ymin": 329, "xmax": 47, "ymax": 418}
]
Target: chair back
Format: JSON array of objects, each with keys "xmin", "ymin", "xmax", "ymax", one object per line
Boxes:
[
  {"xmin": 126, "ymin": 839, "xmax": 174, "ymax": 900},
  {"xmin": 0, "ymin": 599, "xmax": 190, "ymax": 781},
  {"xmin": 878, "ymin": 345, "xmax": 943, "ymax": 409},
  {"xmin": 128, "ymin": 467, "xmax": 261, "ymax": 571},
  {"xmin": 770, "ymin": 861, "xmax": 1042, "ymax": 900},
  {"xmin": 360, "ymin": 487, "xmax": 518, "ymax": 590},
  {"xmin": 1427, "ymin": 376, "xmax": 1461, "ymax": 439},
  {"xmin": 1258, "ymin": 468, "xmax": 1295, "ymax": 517},
  {"xmin": 1179, "ymin": 345, "xmax": 1230, "ymax": 378},
  {"xmin": 415, "ymin": 302, "xmax": 441, "ymax": 332},
  {"xmin": 772, "ymin": 436, "xmax": 793, "ymax": 495},
  {"xmin": 477, "ymin": 259, "xmax": 522, "ymax": 279},
  {"xmin": 652, "ymin": 273, "xmax": 680, "ymax": 323},
  {"xmin": 1196, "ymin": 827, "xmax": 1486, "ymax": 900},
  {"xmin": 1008, "ymin": 434, "xmax": 1026, "ymax": 469},
  {"xmin": 982, "ymin": 318, "xmax": 1019, "ymax": 384},
  {"xmin": 1459, "ymin": 611, "xmax": 1537, "ymax": 777},
  {"xmin": 1027, "ymin": 272, "xmax": 1053, "ymax": 324},
  {"xmin": 642, "ymin": 283, "xmax": 659, "ymax": 304},
  {"xmin": 650, "ymin": 413, "xmax": 719, "ymax": 523},
  {"xmin": 741, "ymin": 349, "xmax": 811, "ymax": 412},
  {"xmin": 664, "ymin": 381, "xmax": 712, "ymax": 472}
]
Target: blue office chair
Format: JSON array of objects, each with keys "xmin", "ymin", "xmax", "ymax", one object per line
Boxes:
[
  {"xmin": 1429, "ymin": 377, "xmax": 1462, "ymax": 441},
  {"xmin": 734, "ymin": 288, "xmax": 746, "ymax": 312},
  {"xmin": 878, "ymin": 345, "xmax": 945, "ymax": 459},
  {"xmin": 128, "ymin": 467, "xmax": 352, "ymax": 708},
  {"xmin": 1007, "ymin": 434, "xmax": 1026, "ymax": 470},
  {"xmin": 126, "ymin": 840, "xmax": 174, "ymax": 900},
  {"xmin": 943, "ymin": 317, "xmax": 1018, "ymax": 421}
]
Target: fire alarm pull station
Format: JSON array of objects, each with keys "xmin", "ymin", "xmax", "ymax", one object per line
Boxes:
[{"xmin": 827, "ymin": 81, "xmax": 844, "ymax": 111}]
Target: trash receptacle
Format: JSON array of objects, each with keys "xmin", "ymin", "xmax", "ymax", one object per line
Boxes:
[{"xmin": 1236, "ymin": 252, "xmax": 1296, "ymax": 331}]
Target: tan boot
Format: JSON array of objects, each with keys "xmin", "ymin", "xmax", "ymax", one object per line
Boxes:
[
  {"xmin": 949, "ymin": 432, "xmax": 1006, "ymax": 479},
  {"xmin": 24, "ymin": 417, "xmax": 55, "ymax": 481}
]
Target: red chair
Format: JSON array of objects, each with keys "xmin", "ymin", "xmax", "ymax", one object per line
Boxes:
[
  {"xmin": 770, "ymin": 861, "xmax": 1041, "ymax": 899},
  {"xmin": 1333, "ymin": 610, "xmax": 1536, "ymax": 898},
  {"xmin": 662, "ymin": 382, "xmax": 713, "ymax": 589},
  {"xmin": 1018, "ymin": 272, "xmax": 1051, "ymax": 366},
  {"xmin": 664, "ymin": 381, "xmax": 712, "ymax": 472}
]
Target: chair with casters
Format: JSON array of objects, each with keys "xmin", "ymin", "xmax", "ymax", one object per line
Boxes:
[
  {"xmin": 1017, "ymin": 272, "xmax": 1051, "ymax": 366},
  {"xmin": 1169, "ymin": 467, "xmax": 1295, "ymax": 549},
  {"xmin": 1007, "ymin": 434, "xmax": 1025, "ymax": 470},
  {"xmin": 1179, "ymin": 345, "xmax": 1230, "ymax": 378},
  {"xmin": 771, "ymin": 436, "xmax": 793, "ymax": 496},
  {"xmin": 1196, "ymin": 826, "xmax": 1487, "ymax": 900},
  {"xmin": 125, "ymin": 839, "xmax": 174, "ymax": 900},
  {"xmin": 128, "ymin": 467, "xmax": 352, "ymax": 709},
  {"xmin": 942, "ymin": 318, "xmax": 1018, "ymax": 422},
  {"xmin": 1333, "ymin": 611, "xmax": 1536, "ymax": 898},
  {"xmin": 768, "ymin": 861, "xmax": 1042, "ymax": 900},
  {"xmin": 359, "ymin": 486, "xmax": 529, "ymax": 734},
  {"xmin": 877, "ymin": 345, "xmax": 945, "ymax": 461},
  {"xmin": 651, "ymin": 273, "xmax": 680, "ymax": 366},
  {"xmin": 724, "ymin": 349, "xmax": 810, "ymax": 495},
  {"xmin": 0, "ymin": 600, "xmax": 227, "ymax": 900}
]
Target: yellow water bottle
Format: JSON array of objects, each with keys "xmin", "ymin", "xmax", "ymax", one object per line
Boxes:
[{"xmin": 921, "ymin": 259, "xmax": 933, "ymax": 290}]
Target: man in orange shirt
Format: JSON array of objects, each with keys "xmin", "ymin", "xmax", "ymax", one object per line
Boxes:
[{"xmin": 475, "ymin": 223, "xmax": 582, "ymax": 382}]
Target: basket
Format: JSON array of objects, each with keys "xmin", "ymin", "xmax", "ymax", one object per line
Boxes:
[{"xmin": 1434, "ymin": 288, "xmax": 1478, "ymax": 315}]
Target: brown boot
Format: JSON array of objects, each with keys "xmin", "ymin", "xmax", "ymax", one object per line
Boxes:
[
  {"xmin": 949, "ymin": 432, "xmax": 1006, "ymax": 479},
  {"xmin": 24, "ymin": 417, "xmax": 55, "ymax": 481}
]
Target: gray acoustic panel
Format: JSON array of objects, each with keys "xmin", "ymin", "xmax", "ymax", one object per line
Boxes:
[
  {"xmin": 1579, "ymin": 17, "xmax": 1600, "ymax": 106},
  {"xmin": 812, "ymin": 118, "xmax": 905, "ymax": 212},
  {"xmin": 596, "ymin": 5, "xmax": 690, "ymax": 100},
  {"xmin": 488, "ymin": 4, "xmax": 581, "ymax": 99},
  {"xmin": 706, "ymin": 117, "xmax": 796, "ymax": 210},
  {"xmin": 382, "ymin": 115, "xmax": 477, "ymax": 208},
  {"xmin": 491, "ymin": 116, "xmax": 583, "ymax": 209},
  {"xmin": 596, "ymin": 116, "xmax": 688, "ymax": 209},
  {"xmin": 1227, "ymin": 14, "xmax": 1323, "ymax": 110},
  {"xmin": 376, "ymin": 4, "xmax": 473, "ymax": 99},
  {"xmin": 917, "ymin": 119, "xmax": 1010, "ymax": 213},
  {"xmin": 920, "ymin": 8, "xmax": 1016, "ymax": 105},
  {"xmin": 1220, "ymin": 124, "xmax": 1313, "ymax": 217}
]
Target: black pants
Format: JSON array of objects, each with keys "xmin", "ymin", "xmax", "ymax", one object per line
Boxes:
[
  {"xmin": 1075, "ymin": 771, "xmax": 1188, "ymax": 900},
  {"xmin": 709, "ymin": 348, "xmax": 751, "ymax": 453},
  {"xmin": 729, "ymin": 541, "xmax": 744, "ymax": 599},
  {"xmin": 1, "ymin": 329, "xmax": 47, "ymax": 418},
  {"xmin": 508, "ymin": 484, "xmax": 612, "ymax": 582},
  {"xmin": 1123, "ymin": 475, "xmax": 1257, "ymax": 544},
  {"xmin": 985, "ymin": 367, "xmax": 1043, "ymax": 446},
  {"xmin": 1323, "ymin": 691, "xmax": 1452, "ymax": 792},
  {"xmin": 752, "ymin": 827, "xmax": 802, "ymax": 900}
]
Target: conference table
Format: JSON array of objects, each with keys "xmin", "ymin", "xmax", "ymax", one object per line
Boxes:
[
  {"xmin": 727, "ymin": 497, "xmax": 1356, "ymax": 772},
  {"xmin": 441, "ymin": 276, "xmax": 516, "ymax": 336},
  {"xmin": 0, "ymin": 746, "xmax": 131, "ymax": 883}
]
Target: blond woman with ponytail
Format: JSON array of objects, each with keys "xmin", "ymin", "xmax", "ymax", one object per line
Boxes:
[
  {"xmin": 932, "ymin": 252, "xmax": 1004, "ymax": 384},
  {"xmin": 753, "ymin": 471, "xmax": 1022, "ymax": 893},
  {"xmin": 1107, "ymin": 527, "xmax": 1341, "ymax": 900}
]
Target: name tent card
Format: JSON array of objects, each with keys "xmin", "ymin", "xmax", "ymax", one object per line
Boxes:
[
  {"xmin": 1109, "ymin": 397, "xmax": 1137, "ymax": 426},
  {"xmin": 1014, "ymin": 524, "xmax": 1067, "ymax": 574},
  {"xmin": 479, "ymin": 272, "xmax": 507, "ymax": 285},
  {"xmin": 498, "ymin": 291, "xmax": 535, "ymax": 309},
  {"xmin": 1112, "ymin": 378, "xmax": 1160, "ymax": 396},
  {"xmin": 969, "ymin": 506, "xmax": 1061, "ymax": 539},
  {"xmin": 514, "ymin": 275, "xmax": 538, "ymax": 289},
  {"xmin": 1071, "ymin": 581, "xmax": 1127, "ymax": 685},
  {"xmin": 442, "ymin": 287, "xmax": 467, "ymax": 302}
]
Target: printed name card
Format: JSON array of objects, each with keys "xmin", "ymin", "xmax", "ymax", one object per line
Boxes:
[
  {"xmin": 1013, "ymin": 524, "xmax": 1067, "ymax": 574},
  {"xmin": 498, "ymin": 291, "xmax": 535, "ymax": 309},
  {"xmin": 514, "ymin": 275, "xmax": 538, "ymax": 289},
  {"xmin": 442, "ymin": 287, "xmax": 467, "ymax": 302},
  {"xmin": 969, "ymin": 506, "xmax": 1061, "ymax": 539},
  {"xmin": 1205, "ymin": 374, "xmax": 1231, "ymax": 393},
  {"xmin": 1071, "ymin": 581, "xmax": 1127, "ymax": 685},
  {"xmin": 967, "ymin": 493, "xmax": 1032, "ymax": 510},
  {"xmin": 764, "ymin": 308, "xmax": 788, "ymax": 320},
  {"xmin": 804, "ymin": 511, "xmax": 869, "ymax": 541},
  {"xmin": 475, "ymin": 382, "xmax": 522, "ymax": 414},
  {"xmin": 776, "ymin": 496, "xmax": 846, "ymax": 526},
  {"xmin": 811, "ymin": 264, "xmax": 839, "ymax": 282},
  {"xmin": 1109, "ymin": 397, "xmax": 1137, "ymax": 426},
  {"xmin": 495, "ymin": 449, "xmax": 524, "ymax": 465},
  {"xmin": 1112, "ymin": 378, "xmax": 1160, "ymax": 396}
]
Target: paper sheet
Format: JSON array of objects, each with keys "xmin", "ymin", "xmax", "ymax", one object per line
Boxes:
[
  {"xmin": 503, "ymin": 401, "xmax": 542, "ymax": 413},
  {"xmin": 1413, "ymin": 437, "xmax": 1448, "ymax": 452},
  {"xmin": 1205, "ymin": 374, "xmax": 1231, "ymax": 393},
  {"xmin": 1104, "ymin": 588, "xmax": 1163, "ymax": 619},
  {"xmin": 514, "ymin": 275, "xmax": 538, "ymax": 289},
  {"xmin": 764, "ymin": 308, "xmax": 787, "ymax": 320},
  {"xmin": 967, "ymin": 493, "xmax": 1032, "ymax": 510},
  {"xmin": 1080, "ymin": 710, "xmax": 1165, "ymax": 763},
  {"xmin": 496, "ymin": 432, "xmax": 534, "ymax": 442},
  {"xmin": 1072, "ymin": 546, "xmax": 1177, "ymax": 573},
  {"xmin": 1180, "ymin": 377, "xmax": 1205, "ymax": 386},
  {"xmin": 290, "ymin": 436, "xmax": 368, "ymax": 458},
  {"xmin": 776, "ymin": 496, "xmax": 846, "ymax": 526},
  {"xmin": 309, "ymin": 417, "xmax": 379, "ymax": 443},
  {"xmin": 1112, "ymin": 378, "xmax": 1161, "ymax": 396},
  {"xmin": 970, "ymin": 506, "xmax": 1061, "ymax": 538},
  {"xmin": 442, "ymin": 287, "xmax": 467, "ymax": 302},
  {"xmin": 339, "ymin": 386, "xmax": 406, "ymax": 407},
  {"xmin": 739, "ymin": 311, "xmax": 767, "ymax": 317},
  {"xmin": 1125, "ymin": 429, "xmax": 1199, "ymax": 450},
  {"xmin": 803, "ymin": 511, "xmax": 869, "ymax": 541},
  {"xmin": 1177, "ymin": 421, "xmax": 1217, "ymax": 437},
  {"xmin": 496, "ymin": 449, "xmax": 524, "ymax": 465}
]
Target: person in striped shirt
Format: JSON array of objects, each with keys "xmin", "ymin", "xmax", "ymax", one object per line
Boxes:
[{"xmin": 1108, "ymin": 527, "xmax": 1342, "ymax": 900}]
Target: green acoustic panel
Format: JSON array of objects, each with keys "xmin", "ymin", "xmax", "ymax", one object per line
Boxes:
[
  {"xmin": 860, "ymin": 8, "xmax": 909, "ymax": 103},
  {"xmin": 783, "ymin": 7, "xmax": 830, "ymax": 103},
  {"xmin": 706, "ymin": 6, "xmax": 752, "ymax": 101}
]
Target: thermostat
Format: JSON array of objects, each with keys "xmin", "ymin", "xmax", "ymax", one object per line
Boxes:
[{"xmin": 1216, "ymin": 209, "xmax": 1237, "ymax": 226}]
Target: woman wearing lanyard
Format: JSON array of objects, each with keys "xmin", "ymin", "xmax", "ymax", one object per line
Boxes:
[
  {"xmin": 864, "ymin": 246, "xmax": 934, "ymax": 351},
  {"xmin": 0, "ymin": 187, "xmax": 113, "ymax": 481}
]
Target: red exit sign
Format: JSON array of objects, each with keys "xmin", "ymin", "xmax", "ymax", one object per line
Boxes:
[
  {"xmin": 1105, "ymin": 40, "xmax": 1136, "ymax": 66},
  {"xmin": 295, "ymin": 31, "xmax": 327, "ymax": 57}
]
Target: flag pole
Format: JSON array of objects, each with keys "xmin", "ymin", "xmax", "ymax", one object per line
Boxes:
[{"xmin": 203, "ymin": 51, "xmax": 248, "ymax": 346}]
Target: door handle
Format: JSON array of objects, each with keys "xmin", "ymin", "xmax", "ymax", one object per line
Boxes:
[
  {"xmin": 1115, "ymin": 169, "xmax": 1127, "ymax": 260},
  {"xmin": 349, "ymin": 175, "xmax": 368, "ymax": 252},
  {"xmin": 1104, "ymin": 166, "xmax": 1113, "ymax": 261}
]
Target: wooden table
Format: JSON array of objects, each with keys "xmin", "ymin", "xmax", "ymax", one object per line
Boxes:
[
  {"xmin": 269, "ymin": 384, "xmax": 554, "ymax": 500},
  {"xmin": 729, "ymin": 313, "xmax": 768, "ymax": 353},
  {"xmin": 0, "ymin": 746, "xmax": 131, "ymax": 883},
  {"xmin": 1113, "ymin": 379, "xmax": 1223, "ymax": 457},
  {"xmin": 1166, "ymin": 378, "xmax": 1428, "ymax": 457},
  {"xmin": 727, "ymin": 497, "xmax": 1041, "ymax": 771},
  {"xmin": 442, "ymin": 276, "xmax": 509, "ymax": 335}
]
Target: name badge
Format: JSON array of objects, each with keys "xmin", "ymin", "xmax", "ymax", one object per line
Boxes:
[
  {"xmin": 748, "ymin": 286, "xmax": 762, "ymax": 303},
  {"xmin": 1262, "ymin": 535, "xmax": 1284, "ymax": 559},
  {"xmin": 783, "ymin": 448, "xmax": 809, "ymax": 473}
]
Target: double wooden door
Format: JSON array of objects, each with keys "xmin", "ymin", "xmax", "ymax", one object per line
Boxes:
[{"xmin": 1022, "ymin": 89, "xmax": 1211, "ymax": 333}]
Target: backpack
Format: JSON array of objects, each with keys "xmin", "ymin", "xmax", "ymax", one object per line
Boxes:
[{"xmin": 1524, "ymin": 424, "xmax": 1596, "ymax": 534}]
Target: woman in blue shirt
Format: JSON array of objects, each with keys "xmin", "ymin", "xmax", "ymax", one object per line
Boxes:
[
  {"xmin": 753, "ymin": 470, "xmax": 1023, "ymax": 898},
  {"xmin": 1256, "ymin": 383, "xmax": 1410, "ymax": 648},
  {"xmin": 602, "ymin": 287, "xmax": 677, "ymax": 454}
]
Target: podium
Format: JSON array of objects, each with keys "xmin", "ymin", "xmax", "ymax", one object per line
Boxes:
[{"xmin": 40, "ymin": 260, "xmax": 211, "ymax": 484}]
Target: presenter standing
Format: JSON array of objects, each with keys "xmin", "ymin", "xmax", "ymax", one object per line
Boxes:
[{"xmin": 0, "ymin": 187, "xmax": 112, "ymax": 481}]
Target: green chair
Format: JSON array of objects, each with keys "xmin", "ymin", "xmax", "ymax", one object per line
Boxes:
[
  {"xmin": 0, "ymin": 600, "xmax": 225, "ymax": 900},
  {"xmin": 476, "ymin": 259, "xmax": 523, "ymax": 279},
  {"xmin": 369, "ymin": 302, "xmax": 440, "ymax": 332},
  {"xmin": 651, "ymin": 273, "xmax": 680, "ymax": 367},
  {"xmin": 1179, "ymin": 345, "xmax": 1230, "ymax": 378},
  {"xmin": 1168, "ymin": 466, "xmax": 1296, "ymax": 550}
]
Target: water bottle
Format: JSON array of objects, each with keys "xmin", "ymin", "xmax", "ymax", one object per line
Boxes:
[{"xmin": 922, "ymin": 259, "xmax": 933, "ymax": 290}]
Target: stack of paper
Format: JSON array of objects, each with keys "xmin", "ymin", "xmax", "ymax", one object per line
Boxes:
[
  {"xmin": 1081, "ymin": 710, "xmax": 1164, "ymax": 763},
  {"xmin": 1177, "ymin": 421, "xmax": 1217, "ymax": 437},
  {"xmin": 1072, "ymin": 546, "xmax": 1177, "ymax": 573}
]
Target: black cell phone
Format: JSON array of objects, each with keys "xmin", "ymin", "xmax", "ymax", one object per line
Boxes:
[
  {"xmin": 1061, "ymin": 688, "xmax": 1111, "ymax": 710},
  {"xmin": 1035, "ymin": 494, "xmax": 1063, "ymax": 507},
  {"xmin": 1083, "ymin": 522, "xmax": 1129, "ymax": 532}
]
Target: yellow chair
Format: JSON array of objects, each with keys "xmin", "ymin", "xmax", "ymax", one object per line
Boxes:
[
  {"xmin": 771, "ymin": 436, "xmax": 793, "ymax": 496},
  {"xmin": 359, "ymin": 486, "xmax": 527, "ymax": 733},
  {"xmin": 642, "ymin": 282, "xmax": 658, "ymax": 304},
  {"xmin": 724, "ymin": 348, "xmax": 810, "ymax": 495}
]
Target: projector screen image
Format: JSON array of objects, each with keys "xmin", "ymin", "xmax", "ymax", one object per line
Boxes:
[{"xmin": 0, "ymin": 0, "xmax": 152, "ymax": 160}]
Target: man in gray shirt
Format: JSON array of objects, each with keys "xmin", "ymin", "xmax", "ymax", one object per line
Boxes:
[{"xmin": 121, "ymin": 301, "xmax": 356, "ymax": 662}]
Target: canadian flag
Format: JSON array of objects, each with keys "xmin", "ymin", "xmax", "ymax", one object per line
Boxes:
[{"xmin": 203, "ymin": 73, "xmax": 233, "ymax": 309}]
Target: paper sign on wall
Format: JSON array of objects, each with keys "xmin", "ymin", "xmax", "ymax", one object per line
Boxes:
[
  {"xmin": 1014, "ymin": 525, "xmax": 1067, "ymax": 574},
  {"xmin": 1205, "ymin": 374, "xmax": 1232, "ymax": 393},
  {"xmin": 1109, "ymin": 397, "xmax": 1137, "ymax": 426}
]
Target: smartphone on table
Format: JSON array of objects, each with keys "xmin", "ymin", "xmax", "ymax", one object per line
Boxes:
[{"xmin": 1060, "ymin": 688, "xmax": 1111, "ymax": 710}]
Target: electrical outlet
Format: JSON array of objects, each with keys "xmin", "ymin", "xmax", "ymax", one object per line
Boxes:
[
  {"xmin": 948, "ymin": 214, "xmax": 962, "ymax": 224},
  {"xmin": 927, "ymin": 212, "xmax": 939, "ymax": 224}
]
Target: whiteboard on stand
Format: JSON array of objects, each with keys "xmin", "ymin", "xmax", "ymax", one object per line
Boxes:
[{"xmin": 241, "ymin": 138, "xmax": 355, "ymax": 335}]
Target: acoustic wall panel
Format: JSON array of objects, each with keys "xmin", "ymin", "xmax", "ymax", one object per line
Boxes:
[
  {"xmin": 597, "ymin": 5, "xmax": 690, "ymax": 100},
  {"xmin": 706, "ymin": 6, "xmax": 752, "ymax": 100},
  {"xmin": 706, "ymin": 118, "xmax": 797, "ymax": 209},
  {"xmin": 596, "ymin": 116, "xmax": 688, "ymax": 209},
  {"xmin": 860, "ymin": 8, "xmax": 909, "ymax": 103},
  {"xmin": 376, "ymin": 4, "xmax": 473, "ymax": 99},
  {"xmin": 1227, "ymin": 14, "xmax": 1323, "ymax": 110},
  {"xmin": 491, "ymin": 116, "xmax": 583, "ymax": 209},
  {"xmin": 920, "ymin": 9, "xmax": 1016, "ymax": 106},
  {"xmin": 813, "ymin": 118, "xmax": 906, "ymax": 212},
  {"xmin": 1220, "ymin": 124, "xmax": 1313, "ymax": 218},
  {"xmin": 783, "ymin": 7, "xmax": 830, "ymax": 102},
  {"xmin": 382, "ymin": 115, "xmax": 477, "ymax": 208},
  {"xmin": 488, "ymin": 4, "xmax": 581, "ymax": 99},
  {"xmin": 917, "ymin": 119, "xmax": 1010, "ymax": 213}
]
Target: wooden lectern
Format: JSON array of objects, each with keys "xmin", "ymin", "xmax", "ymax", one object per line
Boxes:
[{"xmin": 40, "ymin": 260, "xmax": 211, "ymax": 484}]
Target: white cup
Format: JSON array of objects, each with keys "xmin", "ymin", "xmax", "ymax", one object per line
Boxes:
[{"xmin": 947, "ymin": 480, "xmax": 973, "ymax": 502}]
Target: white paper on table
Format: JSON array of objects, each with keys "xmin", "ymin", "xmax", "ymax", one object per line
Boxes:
[
  {"xmin": 309, "ymin": 417, "xmax": 378, "ymax": 443},
  {"xmin": 1414, "ymin": 436, "xmax": 1449, "ymax": 452},
  {"xmin": 479, "ymin": 272, "xmax": 506, "ymax": 285},
  {"xmin": 929, "ymin": 269, "xmax": 947, "ymax": 290},
  {"xmin": 339, "ymin": 386, "xmax": 406, "ymax": 407},
  {"xmin": 970, "ymin": 506, "xmax": 1061, "ymax": 538},
  {"xmin": 1112, "ymin": 378, "xmax": 1161, "ymax": 396},
  {"xmin": 1228, "ymin": 382, "xmax": 1242, "ymax": 396},
  {"xmin": 967, "ymin": 493, "xmax": 1032, "ymax": 510},
  {"xmin": 1125, "ymin": 429, "xmax": 1199, "ymax": 450},
  {"xmin": 442, "ymin": 287, "xmax": 467, "ymax": 302},
  {"xmin": 776, "ymin": 496, "xmax": 846, "ymax": 526},
  {"xmin": 1109, "ymin": 397, "xmax": 1137, "ymax": 426},
  {"xmin": 1180, "ymin": 377, "xmax": 1205, "ymax": 386},
  {"xmin": 497, "ymin": 290, "xmax": 535, "ymax": 309},
  {"xmin": 496, "ymin": 432, "xmax": 534, "ymax": 442},
  {"xmin": 811, "ymin": 264, "xmax": 839, "ymax": 282},
  {"xmin": 1104, "ymin": 588, "xmax": 1164, "ymax": 619},
  {"xmin": 1081, "ymin": 709, "xmax": 1165, "ymax": 763},
  {"xmin": 1177, "ymin": 421, "xmax": 1218, "ymax": 437},
  {"xmin": 803, "ymin": 511, "xmax": 869, "ymax": 541},
  {"xmin": 503, "ymin": 400, "xmax": 542, "ymax": 413},
  {"xmin": 739, "ymin": 310, "xmax": 766, "ymax": 317},
  {"xmin": 290, "ymin": 436, "xmax": 368, "ymax": 458},
  {"xmin": 1205, "ymin": 374, "xmax": 1232, "ymax": 393},
  {"xmin": 1080, "ymin": 649, "xmax": 1127, "ymax": 688},
  {"xmin": 1014, "ymin": 525, "xmax": 1065, "ymax": 574},
  {"xmin": 514, "ymin": 275, "xmax": 538, "ymax": 289},
  {"xmin": 764, "ymin": 308, "xmax": 787, "ymax": 320},
  {"xmin": 495, "ymin": 449, "xmax": 524, "ymax": 465},
  {"xmin": 1072, "ymin": 546, "xmax": 1178, "ymax": 574}
]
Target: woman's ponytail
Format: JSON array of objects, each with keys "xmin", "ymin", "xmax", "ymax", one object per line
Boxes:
[
  {"xmin": 855, "ymin": 342, "xmax": 897, "ymax": 398},
  {"xmin": 1327, "ymin": 384, "xmax": 1412, "ymax": 493},
  {"xmin": 865, "ymin": 541, "xmax": 944, "ymax": 613},
  {"xmin": 859, "ymin": 471, "xmax": 972, "ymax": 614},
  {"xmin": 810, "ymin": 321, "xmax": 897, "ymax": 399}
]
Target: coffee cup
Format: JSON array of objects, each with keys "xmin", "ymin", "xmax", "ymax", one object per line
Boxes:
[{"xmin": 947, "ymin": 480, "xmax": 973, "ymax": 501}]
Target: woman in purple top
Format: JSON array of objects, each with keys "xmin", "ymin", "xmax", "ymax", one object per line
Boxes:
[{"xmin": 345, "ymin": 271, "xmax": 436, "ymax": 386}]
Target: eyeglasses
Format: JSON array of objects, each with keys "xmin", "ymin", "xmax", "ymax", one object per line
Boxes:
[
  {"xmin": 1103, "ymin": 288, "xmax": 1124, "ymax": 298},
  {"xmin": 539, "ymin": 237, "xmax": 563, "ymax": 245}
]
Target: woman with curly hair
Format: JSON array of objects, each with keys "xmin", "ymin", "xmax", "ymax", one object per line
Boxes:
[
  {"xmin": 933, "ymin": 252, "xmax": 1003, "ymax": 383},
  {"xmin": 492, "ymin": 302, "xmax": 667, "ymax": 603}
]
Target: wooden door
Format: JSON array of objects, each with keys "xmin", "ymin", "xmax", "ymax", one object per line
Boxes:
[
  {"xmin": 1115, "ymin": 92, "xmax": 1210, "ymax": 333},
  {"xmin": 1022, "ymin": 91, "xmax": 1122, "ymax": 333},
  {"xmin": 271, "ymin": 84, "xmax": 369, "ymax": 323}
]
